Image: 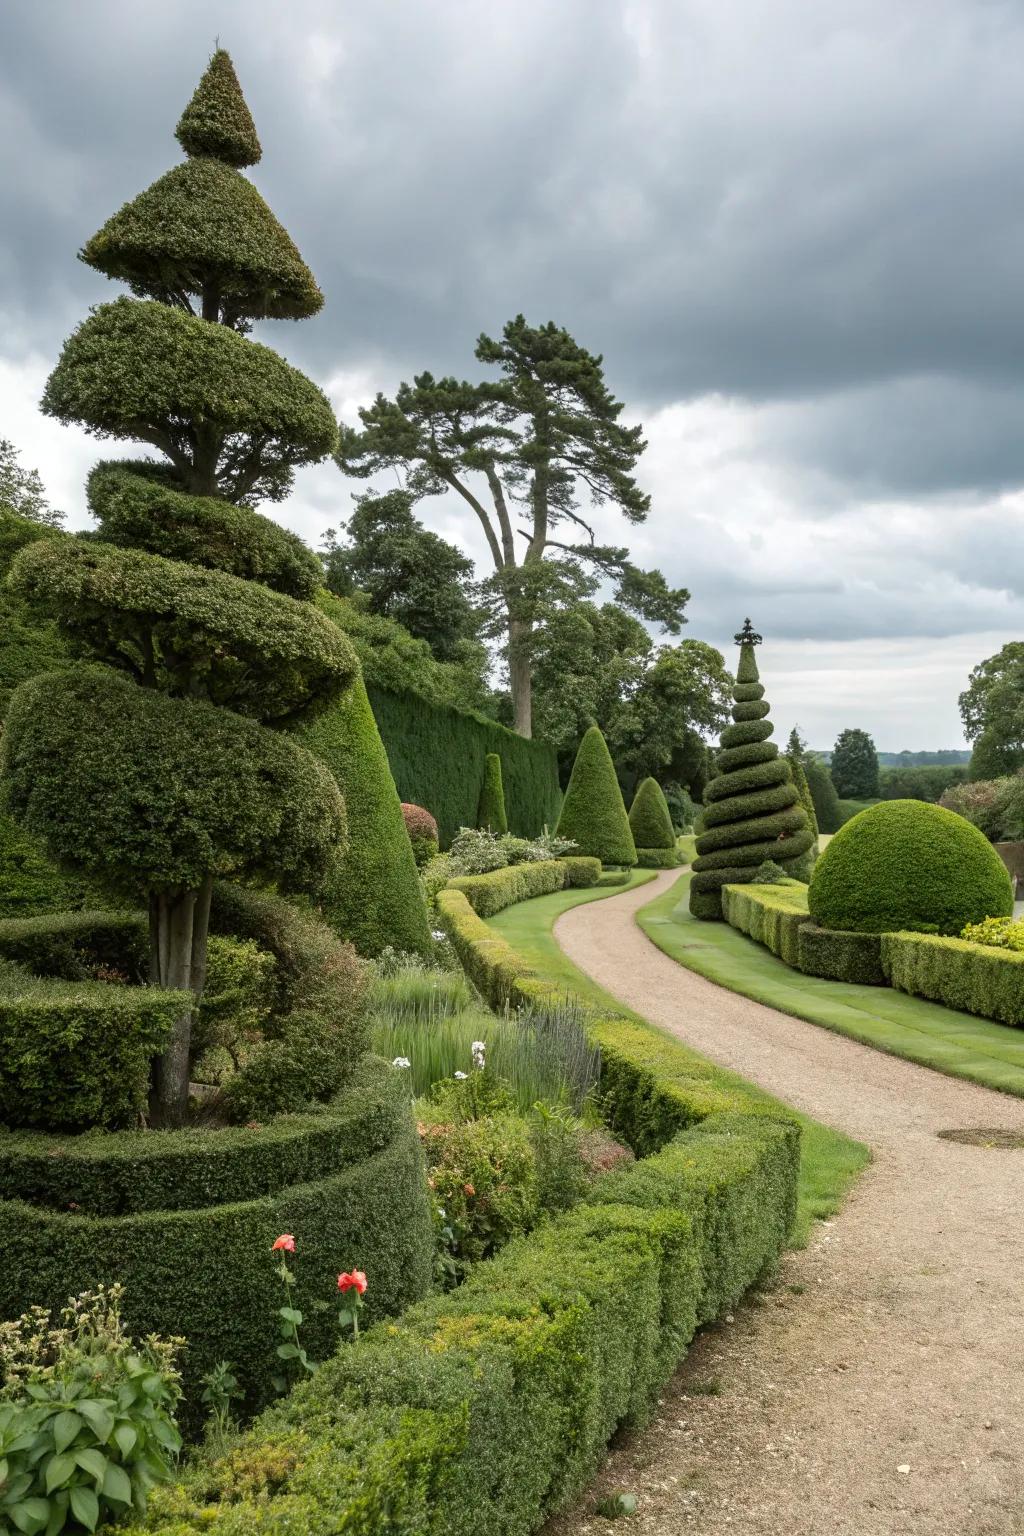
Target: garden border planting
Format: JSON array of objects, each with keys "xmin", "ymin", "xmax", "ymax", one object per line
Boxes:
[{"xmin": 447, "ymin": 856, "xmax": 601, "ymax": 917}]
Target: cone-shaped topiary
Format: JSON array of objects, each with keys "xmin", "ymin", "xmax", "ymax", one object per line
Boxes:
[
  {"xmin": 690, "ymin": 621, "xmax": 813, "ymax": 918},
  {"xmin": 784, "ymin": 750, "xmax": 819, "ymax": 881},
  {"xmin": 629, "ymin": 777, "xmax": 680, "ymax": 867},
  {"xmin": 556, "ymin": 726, "xmax": 637, "ymax": 866},
  {"xmin": 302, "ymin": 670, "xmax": 432, "ymax": 958},
  {"xmin": 1, "ymin": 52, "xmax": 355, "ymax": 1124},
  {"xmin": 477, "ymin": 752, "xmax": 509, "ymax": 835}
]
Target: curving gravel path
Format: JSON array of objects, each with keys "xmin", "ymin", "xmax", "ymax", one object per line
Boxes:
[{"xmin": 546, "ymin": 871, "xmax": 1024, "ymax": 1536}]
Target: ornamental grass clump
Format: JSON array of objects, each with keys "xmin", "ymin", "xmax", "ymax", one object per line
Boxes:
[{"xmin": 1, "ymin": 50, "xmax": 361, "ymax": 1125}]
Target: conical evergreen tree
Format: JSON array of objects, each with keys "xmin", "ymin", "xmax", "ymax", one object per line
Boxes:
[
  {"xmin": 477, "ymin": 753, "xmax": 508, "ymax": 834},
  {"xmin": 0, "ymin": 52, "xmax": 355, "ymax": 1122},
  {"xmin": 629, "ymin": 776, "xmax": 678, "ymax": 866},
  {"xmin": 689, "ymin": 621, "xmax": 813, "ymax": 918},
  {"xmin": 556, "ymin": 725, "xmax": 637, "ymax": 866}
]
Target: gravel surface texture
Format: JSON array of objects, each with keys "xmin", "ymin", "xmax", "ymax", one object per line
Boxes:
[{"xmin": 545, "ymin": 870, "xmax": 1024, "ymax": 1536}]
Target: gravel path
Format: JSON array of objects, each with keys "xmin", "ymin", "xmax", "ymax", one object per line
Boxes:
[{"xmin": 545, "ymin": 871, "xmax": 1024, "ymax": 1536}]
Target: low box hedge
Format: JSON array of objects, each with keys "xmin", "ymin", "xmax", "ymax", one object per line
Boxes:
[
  {"xmin": 881, "ymin": 931, "xmax": 1024, "ymax": 1026},
  {"xmin": 0, "ymin": 907, "xmax": 148, "ymax": 980},
  {"xmin": 148, "ymin": 1118, "xmax": 795, "ymax": 1536},
  {"xmin": 447, "ymin": 857, "xmax": 600, "ymax": 918},
  {"xmin": 722, "ymin": 881, "xmax": 808, "ymax": 967},
  {"xmin": 0, "ymin": 1056, "xmax": 433, "ymax": 1424},
  {"xmin": 798, "ymin": 923, "xmax": 886, "ymax": 985}
]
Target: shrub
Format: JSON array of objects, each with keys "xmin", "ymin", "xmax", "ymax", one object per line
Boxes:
[
  {"xmin": 448, "ymin": 860, "xmax": 569, "ymax": 918},
  {"xmin": 691, "ymin": 626, "xmax": 812, "ymax": 918},
  {"xmin": 302, "ymin": 670, "xmax": 432, "ymax": 957},
  {"xmin": 0, "ymin": 812, "xmax": 89, "ymax": 921},
  {"xmin": 0, "ymin": 1284, "xmax": 183, "ymax": 1533},
  {"xmin": 401, "ymin": 802, "xmax": 439, "ymax": 867},
  {"xmin": 808, "ymin": 800, "xmax": 1014, "ymax": 935},
  {"xmin": 960, "ymin": 915, "xmax": 1024, "ymax": 951},
  {"xmin": 938, "ymin": 777, "xmax": 1007, "ymax": 840},
  {"xmin": 797, "ymin": 924, "xmax": 886, "ymax": 985},
  {"xmin": 635, "ymin": 846, "xmax": 683, "ymax": 868},
  {"xmin": 477, "ymin": 753, "xmax": 508, "ymax": 835},
  {"xmin": 722, "ymin": 882, "xmax": 808, "ymax": 968},
  {"xmin": 804, "ymin": 755, "xmax": 842, "ymax": 834},
  {"xmin": 0, "ymin": 909, "xmax": 148, "ymax": 981},
  {"xmin": 628, "ymin": 777, "xmax": 676, "ymax": 851},
  {"xmin": 882, "ymin": 931, "xmax": 1024, "ymax": 1027},
  {"xmin": 447, "ymin": 826, "xmax": 509, "ymax": 875},
  {"xmin": 421, "ymin": 1114, "xmax": 539, "ymax": 1285},
  {"xmin": 555, "ymin": 726, "xmax": 637, "ymax": 866}
]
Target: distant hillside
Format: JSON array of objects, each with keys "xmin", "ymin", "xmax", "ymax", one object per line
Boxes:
[{"xmin": 813, "ymin": 749, "xmax": 971, "ymax": 767}]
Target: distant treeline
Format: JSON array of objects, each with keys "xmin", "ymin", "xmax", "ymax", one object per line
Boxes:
[{"xmin": 813, "ymin": 749, "xmax": 971, "ymax": 767}]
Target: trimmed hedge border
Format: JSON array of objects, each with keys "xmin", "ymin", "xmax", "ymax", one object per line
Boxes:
[
  {"xmin": 447, "ymin": 857, "xmax": 601, "ymax": 919},
  {"xmin": 882, "ymin": 932, "xmax": 1024, "ymax": 1027},
  {"xmin": 798, "ymin": 923, "xmax": 886, "ymax": 986},
  {"xmin": 0, "ymin": 1057, "xmax": 433, "ymax": 1423},
  {"xmin": 145, "ymin": 889, "xmax": 800, "ymax": 1535},
  {"xmin": 722, "ymin": 881, "xmax": 808, "ymax": 968}
]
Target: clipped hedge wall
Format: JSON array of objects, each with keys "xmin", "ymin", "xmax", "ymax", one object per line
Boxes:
[
  {"xmin": 882, "ymin": 931, "xmax": 1024, "ymax": 1026},
  {"xmin": 367, "ymin": 685, "xmax": 561, "ymax": 847},
  {"xmin": 0, "ymin": 1056, "xmax": 433, "ymax": 1424},
  {"xmin": 798, "ymin": 923, "xmax": 886, "ymax": 986},
  {"xmin": 447, "ymin": 857, "xmax": 601, "ymax": 919},
  {"xmin": 0, "ymin": 908, "xmax": 147, "ymax": 979},
  {"xmin": 722, "ymin": 881, "xmax": 809, "ymax": 968},
  {"xmin": 147, "ymin": 894, "xmax": 799, "ymax": 1536}
]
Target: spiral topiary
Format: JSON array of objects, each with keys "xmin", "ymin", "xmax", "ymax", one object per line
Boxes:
[
  {"xmin": 0, "ymin": 51, "xmax": 358, "ymax": 1124},
  {"xmin": 808, "ymin": 800, "xmax": 1013, "ymax": 935},
  {"xmin": 690, "ymin": 621, "xmax": 813, "ymax": 918}
]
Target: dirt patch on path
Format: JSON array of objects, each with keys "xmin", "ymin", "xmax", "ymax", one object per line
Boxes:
[{"xmin": 545, "ymin": 871, "xmax": 1024, "ymax": 1536}]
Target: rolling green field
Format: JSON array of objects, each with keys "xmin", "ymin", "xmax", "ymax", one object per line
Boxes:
[{"xmin": 488, "ymin": 873, "xmax": 869, "ymax": 1244}]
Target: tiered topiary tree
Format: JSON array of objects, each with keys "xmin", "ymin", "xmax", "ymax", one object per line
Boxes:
[
  {"xmin": 690, "ymin": 621, "xmax": 813, "ymax": 918},
  {"xmin": 477, "ymin": 752, "xmax": 509, "ymax": 834},
  {"xmin": 556, "ymin": 725, "xmax": 637, "ymax": 866},
  {"xmin": 0, "ymin": 51, "xmax": 359, "ymax": 1123},
  {"xmin": 628, "ymin": 777, "xmax": 679, "ymax": 867}
]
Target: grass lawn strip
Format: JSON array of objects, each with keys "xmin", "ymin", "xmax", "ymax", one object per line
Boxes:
[
  {"xmin": 639, "ymin": 871, "xmax": 1024, "ymax": 1097},
  {"xmin": 488, "ymin": 871, "xmax": 869, "ymax": 1245}
]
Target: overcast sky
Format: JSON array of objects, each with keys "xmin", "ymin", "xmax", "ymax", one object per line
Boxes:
[{"xmin": 3, "ymin": 0, "xmax": 1023, "ymax": 749}]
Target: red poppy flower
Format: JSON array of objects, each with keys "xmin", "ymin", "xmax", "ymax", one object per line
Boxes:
[
  {"xmin": 272, "ymin": 1234, "xmax": 296, "ymax": 1252},
  {"xmin": 338, "ymin": 1269, "xmax": 368, "ymax": 1295}
]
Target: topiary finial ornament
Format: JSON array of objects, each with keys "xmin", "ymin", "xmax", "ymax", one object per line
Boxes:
[
  {"xmin": 735, "ymin": 617, "xmax": 762, "ymax": 648},
  {"xmin": 175, "ymin": 48, "xmax": 262, "ymax": 167}
]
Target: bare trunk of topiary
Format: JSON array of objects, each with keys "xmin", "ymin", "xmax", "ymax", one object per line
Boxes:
[{"xmin": 148, "ymin": 874, "xmax": 214, "ymax": 1125}]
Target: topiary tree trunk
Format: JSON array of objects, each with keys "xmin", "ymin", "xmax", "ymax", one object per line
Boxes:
[
  {"xmin": 0, "ymin": 52, "xmax": 356, "ymax": 1124},
  {"xmin": 689, "ymin": 621, "xmax": 813, "ymax": 919}
]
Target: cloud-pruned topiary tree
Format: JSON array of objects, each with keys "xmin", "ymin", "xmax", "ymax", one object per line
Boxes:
[
  {"xmin": 0, "ymin": 51, "xmax": 356, "ymax": 1123},
  {"xmin": 690, "ymin": 621, "xmax": 814, "ymax": 918},
  {"xmin": 628, "ymin": 777, "xmax": 679, "ymax": 867},
  {"xmin": 556, "ymin": 725, "xmax": 637, "ymax": 866},
  {"xmin": 477, "ymin": 753, "xmax": 509, "ymax": 835}
]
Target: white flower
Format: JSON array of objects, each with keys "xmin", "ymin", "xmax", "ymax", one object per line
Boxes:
[
  {"xmin": 438, "ymin": 1208, "xmax": 446, "ymax": 1219},
  {"xmin": 432, "ymin": 929, "xmax": 445, "ymax": 941},
  {"xmin": 392, "ymin": 1056, "xmax": 411, "ymax": 1070},
  {"xmin": 471, "ymin": 1040, "xmax": 486, "ymax": 1069},
  {"xmin": 454, "ymin": 1070, "xmax": 468, "ymax": 1080}
]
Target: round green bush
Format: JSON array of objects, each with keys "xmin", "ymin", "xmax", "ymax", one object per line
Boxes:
[{"xmin": 808, "ymin": 799, "xmax": 1014, "ymax": 935}]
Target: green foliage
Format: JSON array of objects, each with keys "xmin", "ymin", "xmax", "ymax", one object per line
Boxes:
[
  {"xmin": 0, "ymin": 910, "xmax": 146, "ymax": 980},
  {"xmin": 803, "ymin": 755, "xmax": 842, "ymax": 834},
  {"xmin": 0, "ymin": 440, "xmax": 64, "ymax": 527},
  {"xmin": 477, "ymin": 753, "xmax": 508, "ymax": 834},
  {"xmin": 82, "ymin": 157, "xmax": 322, "ymax": 323},
  {"xmin": 797, "ymin": 924, "xmax": 886, "ymax": 985},
  {"xmin": 0, "ymin": 1059, "xmax": 433, "ymax": 1424},
  {"xmin": 787, "ymin": 753, "xmax": 819, "ymax": 845},
  {"xmin": 3, "ymin": 667, "xmax": 346, "ymax": 895},
  {"xmin": 0, "ymin": 510, "xmax": 67, "ymax": 719},
  {"xmin": 691, "ymin": 638, "xmax": 812, "ymax": 917},
  {"xmin": 882, "ymin": 931, "xmax": 1024, "ymax": 1027},
  {"xmin": 878, "ymin": 764, "xmax": 969, "ymax": 803},
  {"xmin": 366, "ymin": 683, "xmax": 561, "ymax": 847},
  {"xmin": 0, "ymin": 814, "xmax": 89, "ymax": 920},
  {"xmin": 175, "ymin": 48, "xmax": 262, "ymax": 166},
  {"xmin": 321, "ymin": 490, "xmax": 481, "ymax": 662},
  {"xmin": 628, "ymin": 777, "xmax": 676, "ymax": 851},
  {"xmin": 0, "ymin": 970, "xmax": 183, "ymax": 1130},
  {"xmin": 0, "ymin": 1285, "xmax": 182, "ymax": 1534},
  {"xmin": 961, "ymin": 915, "xmax": 1024, "ymax": 951},
  {"xmin": 721, "ymin": 882, "xmax": 809, "ymax": 968},
  {"xmin": 301, "ymin": 670, "xmax": 432, "ymax": 957},
  {"xmin": 809, "ymin": 800, "xmax": 1014, "ymax": 935},
  {"xmin": 42, "ymin": 299, "xmax": 337, "ymax": 505},
  {"xmin": 634, "ymin": 847, "xmax": 683, "ymax": 868},
  {"xmin": 969, "ymin": 725, "xmax": 1024, "ymax": 781},
  {"xmin": 400, "ymin": 804, "xmax": 439, "ymax": 868},
  {"xmin": 830, "ymin": 728, "xmax": 880, "ymax": 799},
  {"xmin": 960, "ymin": 642, "xmax": 1024, "ymax": 775},
  {"xmin": 12, "ymin": 536, "xmax": 357, "ymax": 724},
  {"xmin": 447, "ymin": 858, "xmax": 598, "ymax": 918},
  {"xmin": 556, "ymin": 726, "xmax": 637, "ymax": 866},
  {"xmin": 88, "ymin": 462, "xmax": 322, "ymax": 599},
  {"xmin": 422, "ymin": 1114, "xmax": 540, "ymax": 1284},
  {"xmin": 320, "ymin": 591, "xmax": 490, "ymax": 713},
  {"xmin": 939, "ymin": 776, "xmax": 1015, "ymax": 841}
]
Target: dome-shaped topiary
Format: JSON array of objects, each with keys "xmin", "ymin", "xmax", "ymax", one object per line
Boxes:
[
  {"xmin": 808, "ymin": 799, "xmax": 1014, "ymax": 935},
  {"xmin": 477, "ymin": 752, "xmax": 508, "ymax": 835},
  {"xmin": 555, "ymin": 726, "xmax": 636, "ymax": 866}
]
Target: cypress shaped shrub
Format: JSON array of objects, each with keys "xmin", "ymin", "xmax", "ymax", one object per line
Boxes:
[
  {"xmin": 690, "ymin": 622, "xmax": 813, "ymax": 919},
  {"xmin": 302, "ymin": 672, "xmax": 432, "ymax": 957},
  {"xmin": 556, "ymin": 726, "xmax": 637, "ymax": 866},
  {"xmin": 477, "ymin": 752, "xmax": 509, "ymax": 834},
  {"xmin": 804, "ymin": 755, "xmax": 842, "ymax": 834},
  {"xmin": 629, "ymin": 777, "xmax": 680, "ymax": 868}
]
